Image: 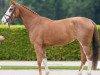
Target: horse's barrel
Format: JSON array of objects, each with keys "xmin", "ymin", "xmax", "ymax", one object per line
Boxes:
[{"xmin": 0, "ymin": 35, "xmax": 5, "ymax": 42}]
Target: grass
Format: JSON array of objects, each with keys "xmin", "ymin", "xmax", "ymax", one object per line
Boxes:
[
  {"xmin": 0, "ymin": 66, "xmax": 87, "ymax": 70},
  {"xmin": 97, "ymin": 25, "xmax": 100, "ymax": 29},
  {"xmin": 1, "ymin": 66, "xmax": 100, "ymax": 70}
]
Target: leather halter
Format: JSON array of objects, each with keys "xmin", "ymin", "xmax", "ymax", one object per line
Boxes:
[{"xmin": 4, "ymin": 6, "xmax": 16, "ymax": 25}]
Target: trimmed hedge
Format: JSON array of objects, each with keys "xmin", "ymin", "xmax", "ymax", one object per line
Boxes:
[
  {"xmin": 0, "ymin": 25, "xmax": 35, "ymax": 61},
  {"xmin": 0, "ymin": 25, "xmax": 100, "ymax": 61}
]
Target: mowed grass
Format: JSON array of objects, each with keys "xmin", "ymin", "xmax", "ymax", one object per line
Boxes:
[
  {"xmin": 0, "ymin": 66, "xmax": 87, "ymax": 70},
  {"xmin": 1, "ymin": 66, "xmax": 100, "ymax": 70}
]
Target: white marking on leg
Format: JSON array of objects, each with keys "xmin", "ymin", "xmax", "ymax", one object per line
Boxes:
[
  {"xmin": 43, "ymin": 58, "xmax": 49, "ymax": 75},
  {"xmin": 78, "ymin": 65, "xmax": 85, "ymax": 75},
  {"xmin": 79, "ymin": 42, "xmax": 86, "ymax": 75},
  {"xmin": 87, "ymin": 59, "xmax": 92, "ymax": 75},
  {"xmin": 79, "ymin": 42, "xmax": 92, "ymax": 75}
]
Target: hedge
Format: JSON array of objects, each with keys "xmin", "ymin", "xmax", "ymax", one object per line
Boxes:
[{"xmin": 0, "ymin": 25, "xmax": 100, "ymax": 61}]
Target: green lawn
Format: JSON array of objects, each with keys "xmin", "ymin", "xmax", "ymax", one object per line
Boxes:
[
  {"xmin": 0, "ymin": 66, "xmax": 87, "ymax": 70},
  {"xmin": 1, "ymin": 66, "xmax": 100, "ymax": 70}
]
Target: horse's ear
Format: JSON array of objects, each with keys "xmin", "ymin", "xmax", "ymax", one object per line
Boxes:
[{"xmin": 10, "ymin": 0, "xmax": 15, "ymax": 5}]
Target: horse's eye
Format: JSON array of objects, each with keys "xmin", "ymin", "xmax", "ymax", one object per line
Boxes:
[{"xmin": 9, "ymin": 8, "xmax": 13, "ymax": 11}]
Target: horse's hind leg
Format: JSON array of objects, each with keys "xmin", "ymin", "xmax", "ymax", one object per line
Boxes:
[
  {"xmin": 80, "ymin": 42, "xmax": 92, "ymax": 75},
  {"xmin": 79, "ymin": 45, "xmax": 87, "ymax": 75}
]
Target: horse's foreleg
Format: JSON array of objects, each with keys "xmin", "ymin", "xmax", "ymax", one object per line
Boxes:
[
  {"xmin": 34, "ymin": 44, "xmax": 43, "ymax": 75},
  {"xmin": 43, "ymin": 48, "xmax": 49, "ymax": 75},
  {"xmin": 79, "ymin": 45, "xmax": 87, "ymax": 75}
]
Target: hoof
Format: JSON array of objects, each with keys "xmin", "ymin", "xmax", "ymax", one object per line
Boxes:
[
  {"xmin": 78, "ymin": 72, "xmax": 82, "ymax": 75},
  {"xmin": 87, "ymin": 73, "xmax": 91, "ymax": 75},
  {"xmin": 46, "ymin": 72, "xmax": 49, "ymax": 75},
  {"xmin": 78, "ymin": 73, "xmax": 82, "ymax": 75}
]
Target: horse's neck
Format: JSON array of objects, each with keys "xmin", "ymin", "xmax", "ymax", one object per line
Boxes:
[{"xmin": 19, "ymin": 7, "xmax": 41, "ymax": 32}]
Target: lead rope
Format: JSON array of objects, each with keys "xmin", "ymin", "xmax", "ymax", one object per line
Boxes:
[{"xmin": 3, "ymin": 14, "xmax": 11, "ymax": 29}]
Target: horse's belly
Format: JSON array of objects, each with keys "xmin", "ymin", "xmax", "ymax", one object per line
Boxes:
[
  {"xmin": 43, "ymin": 36, "xmax": 75, "ymax": 46},
  {"xmin": 43, "ymin": 24, "xmax": 75, "ymax": 46}
]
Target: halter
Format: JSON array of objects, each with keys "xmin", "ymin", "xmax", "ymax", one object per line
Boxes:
[{"xmin": 4, "ymin": 6, "xmax": 16, "ymax": 26}]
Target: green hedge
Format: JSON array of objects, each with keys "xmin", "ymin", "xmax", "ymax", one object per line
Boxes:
[{"xmin": 0, "ymin": 25, "xmax": 99, "ymax": 61}]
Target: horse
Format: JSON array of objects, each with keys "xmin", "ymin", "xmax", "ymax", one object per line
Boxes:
[{"xmin": 1, "ymin": 0, "xmax": 99, "ymax": 75}]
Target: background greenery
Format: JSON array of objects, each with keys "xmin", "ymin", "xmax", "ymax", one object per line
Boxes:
[
  {"xmin": 0, "ymin": 0, "xmax": 100, "ymax": 24},
  {"xmin": 0, "ymin": 25, "xmax": 100, "ymax": 61},
  {"xmin": 0, "ymin": 0, "xmax": 100, "ymax": 61}
]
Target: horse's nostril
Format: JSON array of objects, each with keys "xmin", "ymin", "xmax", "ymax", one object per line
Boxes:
[
  {"xmin": 6, "ymin": 19, "xmax": 9, "ymax": 22},
  {"xmin": 4, "ymin": 22, "xmax": 6, "ymax": 24},
  {"xmin": 4, "ymin": 22, "xmax": 7, "ymax": 25}
]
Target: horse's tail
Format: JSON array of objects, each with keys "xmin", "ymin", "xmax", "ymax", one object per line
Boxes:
[{"xmin": 92, "ymin": 21, "xmax": 99, "ymax": 70}]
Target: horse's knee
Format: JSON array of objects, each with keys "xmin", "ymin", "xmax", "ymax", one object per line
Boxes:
[
  {"xmin": 82, "ymin": 57, "xmax": 87, "ymax": 64},
  {"xmin": 81, "ymin": 46, "xmax": 92, "ymax": 60},
  {"xmin": 35, "ymin": 52, "xmax": 43, "ymax": 67}
]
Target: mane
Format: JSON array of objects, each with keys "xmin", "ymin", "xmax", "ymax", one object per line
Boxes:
[{"xmin": 16, "ymin": 3, "xmax": 38, "ymax": 15}]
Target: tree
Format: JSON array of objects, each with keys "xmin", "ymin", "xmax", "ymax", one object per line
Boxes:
[
  {"xmin": 54, "ymin": 0, "xmax": 63, "ymax": 19},
  {"xmin": 62, "ymin": 0, "xmax": 95, "ymax": 18},
  {"xmin": 0, "ymin": 0, "xmax": 7, "ymax": 22},
  {"xmin": 94, "ymin": 0, "xmax": 100, "ymax": 24},
  {"xmin": 22, "ymin": 0, "xmax": 56, "ymax": 19},
  {"xmin": 0, "ymin": 0, "xmax": 7, "ymax": 9},
  {"xmin": 1, "ymin": 0, "xmax": 100, "ymax": 24}
]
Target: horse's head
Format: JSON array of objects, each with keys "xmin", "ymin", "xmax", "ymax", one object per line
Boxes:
[{"xmin": 1, "ymin": 0, "xmax": 20, "ymax": 25}]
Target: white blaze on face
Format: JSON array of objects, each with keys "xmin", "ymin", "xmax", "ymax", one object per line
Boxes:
[{"xmin": 1, "ymin": 5, "xmax": 13, "ymax": 24}]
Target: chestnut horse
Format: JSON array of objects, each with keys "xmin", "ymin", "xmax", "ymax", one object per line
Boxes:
[{"xmin": 1, "ymin": 0, "xmax": 99, "ymax": 75}]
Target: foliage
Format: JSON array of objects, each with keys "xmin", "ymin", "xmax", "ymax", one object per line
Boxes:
[
  {"xmin": 0, "ymin": 25, "xmax": 35, "ymax": 60},
  {"xmin": 0, "ymin": 25, "xmax": 100, "ymax": 61},
  {"xmin": 62, "ymin": 0, "xmax": 95, "ymax": 18},
  {"xmin": 1, "ymin": 0, "xmax": 100, "ymax": 24}
]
